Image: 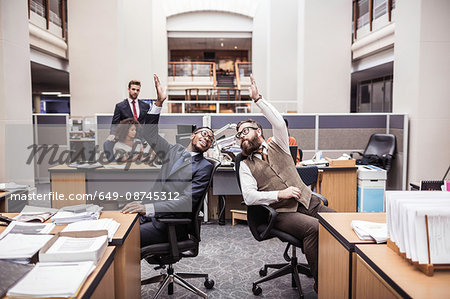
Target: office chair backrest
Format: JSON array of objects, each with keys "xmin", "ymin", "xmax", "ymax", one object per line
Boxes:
[
  {"xmin": 103, "ymin": 140, "xmax": 116, "ymax": 162},
  {"xmin": 296, "ymin": 166, "xmax": 318, "ymax": 187},
  {"xmin": 364, "ymin": 134, "xmax": 396, "ymax": 157}
]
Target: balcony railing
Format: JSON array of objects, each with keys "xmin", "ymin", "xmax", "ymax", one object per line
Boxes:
[
  {"xmin": 352, "ymin": 0, "xmax": 394, "ymax": 40},
  {"xmin": 168, "ymin": 62, "xmax": 217, "ymax": 87},
  {"xmin": 235, "ymin": 62, "xmax": 252, "ymax": 89}
]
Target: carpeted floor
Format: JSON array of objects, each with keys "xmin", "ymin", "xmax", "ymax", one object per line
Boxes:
[{"xmin": 141, "ymin": 222, "xmax": 317, "ymax": 299}]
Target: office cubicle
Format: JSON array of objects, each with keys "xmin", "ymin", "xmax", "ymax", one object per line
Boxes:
[{"xmin": 94, "ymin": 113, "xmax": 407, "ymax": 190}]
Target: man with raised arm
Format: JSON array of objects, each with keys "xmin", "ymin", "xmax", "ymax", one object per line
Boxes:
[
  {"xmin": 121, "ymin": 74, "xmax": 215, "ymax": 247},
  {"xmin": 236, "ymin": 75, "xmax": 335, "ymax": 291}
]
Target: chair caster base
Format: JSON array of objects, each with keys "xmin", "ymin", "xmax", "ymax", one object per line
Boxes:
[
  {"xmin": 204, "ymin": 279, "xmax": 214, "ymax": 289},
  {"xmin": 252, "ymin": 284, "xmax": 262, "ymax": 296}
]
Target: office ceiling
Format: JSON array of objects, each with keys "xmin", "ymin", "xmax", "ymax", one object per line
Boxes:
[{"xmin": 168, "ymin": 38, "xmax": 251, "ymax": 50}]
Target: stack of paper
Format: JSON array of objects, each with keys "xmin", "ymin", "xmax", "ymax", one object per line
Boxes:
[
  {"xmin": 0, "ymin": 182, "xmax": 28, "ymax": 192},
  {"xmin": 385, "ymin": 191, "xmax": 450, "ymax": 264},
  {"xmin": 0, "ymin": 234, "xmax": 53, "ymax": 262},
  {"xmin": 351, "ymin": 220, "xmax": 387, "ymax": 243},
  {"xmin": 40, "ymin": 235, "xmax": 108, "ymax": 264},
  {"xmin": 51, "ymin": 204, "xmax": 103, "ymax": 225},
  {"xmin": 0, "ymin": 260, "xmax": 33, "ymax": 298},
  {"xmin": 7, "ymin": 261, "xmax": 95, "ymax": 298},
  {"xmin": 13, "ymin": 206, "xmax": 58, "ymax": 223},
  {"xmin": 62, "ymin": 218, "xmax": 120, "ymax": 242},
  {"xmin": 0, "ymin": 222, "xmax": 55, "ymax": 240}
]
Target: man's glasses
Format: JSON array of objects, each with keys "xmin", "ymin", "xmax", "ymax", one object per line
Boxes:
[
  {"xmin": 196, "ymin": 130, "xmax": 214, "ymax": 142},
  {"xmin": 235, "ymin": 127, "xmax": 259, "ymax": 139}
]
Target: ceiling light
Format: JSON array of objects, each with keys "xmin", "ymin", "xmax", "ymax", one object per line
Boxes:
[
  {"xmin": 41, "ymin": 92, "xmax": 61, "ymax": 95},
  {"xmin": 57, "ymin": 94, "xmax": 71, "ymax": 97},
  {"xmin": 234, "ymin": 46, "xmax": 238, "ymax": 49},
  {"xmin": 220, "ymin": 42, "xmax": 224, "ymax": 47}
]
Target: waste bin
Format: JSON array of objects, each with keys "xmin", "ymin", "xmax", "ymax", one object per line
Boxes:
[{"xmin": 357, "ymin": 165, "xmax": 386, "ymax": 212}]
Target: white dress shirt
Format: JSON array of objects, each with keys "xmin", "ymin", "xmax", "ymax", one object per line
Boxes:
[{"xmin": 238, "ymin": 98, "xmax": 291, "ymax": 206}]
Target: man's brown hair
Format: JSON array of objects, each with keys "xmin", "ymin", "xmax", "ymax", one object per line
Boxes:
[
  {"xmin": 236, "ymin": 119, "xmax": 264, "ymax": 138},
  {"xmin": 128, "ymin": 80, "xmax": 141, "ymax": 88}
]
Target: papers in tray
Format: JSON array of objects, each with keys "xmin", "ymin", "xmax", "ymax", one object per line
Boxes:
[
  {"xmin": 13, "ymin": 206, "xmax": 58, "ymax": 223},
  {"xmin": 0, "ymin": 234, "xmax": 53, "ymax": 260},
  {"xmin": 7, "ymin": 261, "xmax": 95, "ymax": 298},
  {"xmin": 385, "ymin": 191, "xmax": 450, "ymax": 264},
  {"xmin": 351, "ymin": 220, "xmax": 387, "ymax": 243},
  {"xmin": 62, "ymin": 218, "xmax": 120, "ymax": 242},
  {"xmin": 0, "ymin": 221, "xmax": 55, "ymax": 240},
  {"xmin": 51, "ymin": 204, "xmax": 103, "ymax": 225}
]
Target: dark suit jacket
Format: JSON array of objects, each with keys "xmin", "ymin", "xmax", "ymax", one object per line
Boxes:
[
  {"xmin": 110, "ymin": 99, "xmax": 150, "ymax": 134},
  {"xmin": 141, "ymin": 112, "xmax": 213, "ymax": 235}
]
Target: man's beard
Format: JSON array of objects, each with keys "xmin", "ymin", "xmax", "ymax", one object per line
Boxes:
[
  {"xmin": 192, "ymin": 143, "xmax": 208, "ymax": 154},
  {"xmin": 240, "ymin": 135, "xmax": 261, "ymax": 156}
]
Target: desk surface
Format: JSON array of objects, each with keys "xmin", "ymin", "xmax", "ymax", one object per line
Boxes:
[
  {"xmin": 356, "ymin": 244, "xmax": 450, "ymax": 298},
  {"xmin": 49, "ymin": 163, "xmax": 160, "ymax": 173},
  {"xmin": 318, "ymin": 212, "xmax": 385, "ymax": 250},
  {"xmin": 1, "ymin": 211, "xmax": 139, "ymax": 246}
]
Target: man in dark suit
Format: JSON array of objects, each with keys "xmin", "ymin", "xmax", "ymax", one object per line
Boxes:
[
  {"xmin": 121, "ymin": 74, "xmax": 214, "ymax": 247},
  {"xmin": 107, "ymin": 80, "xmax": 151, "ymax": 140}
]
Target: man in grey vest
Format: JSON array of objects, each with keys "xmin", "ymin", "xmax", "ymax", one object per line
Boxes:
[{"xmin": 237, "ymin": 75, "xmax": 335, "ymax": 291}]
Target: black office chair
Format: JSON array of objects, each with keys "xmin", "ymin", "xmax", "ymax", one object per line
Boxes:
[
  {"xmin": 296, "ymin": 166, "xmax": 327, "ymax": 205},
  {"xmin": 140, "ymin": 157, "xmax": 220, "ymax": 298},
  {"xmin": 103, "ymin": 140, "xmax": 116, "ymax": 162},
  {"xmin": 351, "ymin": 133, "xmax": 396, "ymax": 172},
  {"xmin": 235, "ymin": 154, "xmax": 328, "ymax": 298}
]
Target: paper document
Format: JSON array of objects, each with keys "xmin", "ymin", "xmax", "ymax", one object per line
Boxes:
[
  {"xmin": 63, "ymin": 218, "xmax": 120, "ymax": 242},
  {"xmin": 52, "ymin": 204, "xmax": 103, "ymax": 225},
  {"xmin": 46, "ymin": 236, "xmax": 107, "ymax": 254},
  {"xmin": 7, "ymin": 261, "xmax": 95, "ymax": 298},
  {"xmin": 13, "ymin": 205, "xmax": 58, "ymax": 222},
  {"xmin": 0, "ymin": 182, "xmax": 28, "ymax": 192},
  {"xmin": 351, "ymin": 220, "xmax": 387, "ymax": 243},
  {"xmin": 0, "ymin": 234, "xmax": 53, "ymax": 260},
  {"xmin": 0, "ymin": 221, "xmax": 55, "ymax": 239}
]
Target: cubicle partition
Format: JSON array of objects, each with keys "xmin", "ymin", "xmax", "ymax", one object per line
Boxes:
[{"xmin": 32, "ymin": 114, "xmax": 69, "ymax": 183}]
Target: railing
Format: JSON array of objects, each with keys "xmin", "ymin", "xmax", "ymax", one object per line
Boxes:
[
  {"xmin": 167, "ymin": 100, "xmax": 253, "ymax": 114},
  {"xmin": 234, "ymin": 62, "xmax": 252, "ymax": 89},
  {"xmin": 184, "ymin": 87, "xmax": 242, "ymax": 101},
  {"xmin": 352, "ymin": 0, "xmax": 394, "ymax": 40},
  {"xmin": 29, "ymin": 0, "xmax": 67, "ymax": 38},
  {"xmin": 168, "ymin": 62, "xmax": 217, "ymax": 87}
]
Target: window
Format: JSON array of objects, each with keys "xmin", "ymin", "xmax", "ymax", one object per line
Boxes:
[
  {"xmin": 357, "ymin": 76, "xmax": 393, "ymax": 112},
  {"xmin": 357, "ymin": 0, "xmax": 370, "ymax": 29}
]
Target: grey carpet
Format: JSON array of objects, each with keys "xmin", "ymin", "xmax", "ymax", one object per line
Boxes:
[{"xmin": 141, "ymin": 222, "xmax": 317, "ymax": 299}]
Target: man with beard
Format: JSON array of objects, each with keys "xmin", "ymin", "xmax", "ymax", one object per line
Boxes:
[
  {"xmin": 236, "ymin": 75, "xmax": 335, "ymax": 292},
  {"xmin": 121, "ymin": 74, "xmax": 215, "ymax": 247},
  {"xmin": 107, "ymin": 80, "xmax": 151, "ymax": 141}
]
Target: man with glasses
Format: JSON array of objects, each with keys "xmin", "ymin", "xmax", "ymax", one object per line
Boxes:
[
  {"xmin": 122, "ymin": 74, "xmax": 215, "ymax": 247},
  {"xmin": 236, "ymin": 75, "xmax": 335, "ymax": 292}
]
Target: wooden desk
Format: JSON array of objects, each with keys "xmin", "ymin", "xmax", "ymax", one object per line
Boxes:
[
  {"xmin": 319, "ymin": 166, "xmax": 357, "ymax": 212},
  {"xmin": 49, "ymin": 164, "xmax": 160, "ymax": 209},
  {"xmin": 78, "ymin": 246, "xmax": 116, "ymax": 299},
  {"xmin": 1, "ymin": 211, "xmax": 140, "ymax": 299},
  {"xmin": 318, "ymin": 212, "xmax": 385, "ymax": 299},
  {"xmin": 355, "ymin": 244, "xmax": 450, "ymax": 298}
]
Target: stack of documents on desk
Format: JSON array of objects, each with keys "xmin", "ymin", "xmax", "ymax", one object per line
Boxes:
[
  {"xmin": 386, "ymin": 191, "xmax": 450, "ymax": 264},
  {"xmin": 62, "ymin": 218, "xmax": 120, "ymax": 242},
  {"xmin": 0, "ymin": 221, "xmax": 55, "ymax": 239},
  {"xmin": 0, "ymin": 234, "xmax": 53, "ymax": 262},
  {"xmin": 351, "ymin": 220, "xmax": 387, "ymax": 243},
  {"xmin": 13, "ymin": 206, "xmax": 58, "ymax": 222},
  {"xmin": 0, "ymin": 182, "xmax": 28, "ymax": 192},
  {"xmin": 7, "ymin": 261, "xmax": 95, "ymax": 298},
  {"xmin": 51, "ymin": 204, "xmax": 103, "ymax": 225},
  {"xmin": 69, "ymin": 162, "xmax": 102, "ymax": 169}
]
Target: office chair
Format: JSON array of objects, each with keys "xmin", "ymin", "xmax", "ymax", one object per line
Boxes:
[
  {"xmin": 103, "ymin": 140, "xmax": 116, "ymax": 162},
  {"xmin": 140, "ymin": 157, "xmax": 221, "ymax": 299},
  {"xmin": 351, "ymin": 133, "xmax": 396, "ymax": 172},
  {"xmin": 235, "ymin": 154, "xmax": 328, "ymax": 298},
  {"xmin": 296, "ymin": 166, "xmax": 327, "ymax": 205}
]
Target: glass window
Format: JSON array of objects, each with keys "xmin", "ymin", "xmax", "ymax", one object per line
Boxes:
[
  {"xmin": 374, "ymin": 0, "xmax": 387, "ymax": 19},
  {"xmin": 49, "ymin": 0, "xmax": 61, "ymax": 26},
  {"xmin": 357, "ymin": 0, "xmax": 370, "ymax": 29},
  {"xmin": 30, "ymin": 0, "xmax": 46, "ymax": 17}
]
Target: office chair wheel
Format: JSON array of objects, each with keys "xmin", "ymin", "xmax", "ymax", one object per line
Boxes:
[
  {"xmin": 204, "ymin": 279, "xmax": 215, "ymax": 289},
  {"xmin": 259, "ymin": 267, "xmax": 267, "ymax": 277},
  {"xmin": 252, "ymin": 285, "xmax": 262, "ymax": 296}
]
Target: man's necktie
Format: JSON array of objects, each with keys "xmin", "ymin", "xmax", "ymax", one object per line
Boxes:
[
  {"xmin": 255, "ymin": 148, "xmax": 269, "ymax": 163},
  {"xmin": 131, "ymin": 100, "xmax": 138, "ymax": 120},
  {"xmin": 169, "ymin": 152, "xmax": 190, "ymax": 176}
]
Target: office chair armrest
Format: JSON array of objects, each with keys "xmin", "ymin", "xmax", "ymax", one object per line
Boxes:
[
  {"xmin": 349, "ymin": 151, "xmax": 363, "ymax": 159},
  {"xmin": 255, "ymin": 205, "xmax": 278, "ymax": 239},
  {"xmin": 312, "ymin": 192, "xmax": 328, "ymax": 207},
  {"xmin": 156, "ymin": 218, "xmax": 192, "ymax": 225}
]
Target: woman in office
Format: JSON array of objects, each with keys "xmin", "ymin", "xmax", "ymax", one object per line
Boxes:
[{"xmin": 113, "ymin": 118, "xmax": 151, "ymax": 162}]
